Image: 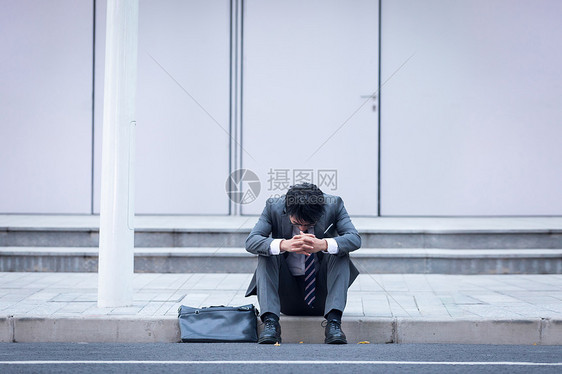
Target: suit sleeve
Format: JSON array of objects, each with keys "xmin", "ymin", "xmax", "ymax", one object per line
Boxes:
[
  {"xmin": 245, "ymin": 200, "xmax": 275, "ymax": 256},
  {"xmin": 332, "ymin": 196, "xmax": 361, "ymax": 256}
]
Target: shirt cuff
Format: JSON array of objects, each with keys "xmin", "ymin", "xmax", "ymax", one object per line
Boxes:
[
  {"xmin": 325, "ymin": 238, "xmax": 339, "ymax": 254},
  {"xmin": 269, "ymin": 239, "xmax": 283, "ymax": 255}
]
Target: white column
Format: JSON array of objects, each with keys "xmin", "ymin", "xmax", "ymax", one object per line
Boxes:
[{"xmin": 98, "ymin": 0, "xmax": 139, "ymax": 307}]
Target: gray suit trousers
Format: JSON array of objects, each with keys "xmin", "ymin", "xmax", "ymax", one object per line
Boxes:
[{"xmin": 255, "ymin": 252, "xmax": 352, "ymax": 318}]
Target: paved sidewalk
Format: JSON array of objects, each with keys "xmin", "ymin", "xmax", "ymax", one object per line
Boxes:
[{"xmin": 1, "ymin": 272, "xmax": 561, "ymax": 344}]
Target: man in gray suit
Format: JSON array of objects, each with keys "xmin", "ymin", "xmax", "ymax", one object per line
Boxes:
[{"xmin": 245, "ymin": 183, "xmax": 361, "ymax": 344}]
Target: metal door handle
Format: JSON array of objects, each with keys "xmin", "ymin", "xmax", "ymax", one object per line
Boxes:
[{"xmin": 360, "ymin": 94, "xmax": 377, "ymax": 111}]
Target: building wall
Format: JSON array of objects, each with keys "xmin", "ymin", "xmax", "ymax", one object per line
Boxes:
[
  {"xmin": 1, "ymin": 0, "xmax": 561, "ymax": 216},
  {"xmin": 0, "ymin": 0, "xmax": 93, "ymax": 213},
  {"xmin": 93, "ymin": 0, "xmax": 231, "ymax": 215},
  {"xmin": 380, "ymin": 0, "xmax": 562, "ymax": 215}
]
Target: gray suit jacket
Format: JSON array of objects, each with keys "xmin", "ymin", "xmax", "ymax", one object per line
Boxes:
[{"xmin": 245, "ymin": 194, "xmax": 361, "ymax": 297}]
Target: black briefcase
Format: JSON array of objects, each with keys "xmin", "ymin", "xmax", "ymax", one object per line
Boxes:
[{"xmin": 178, "ymin": 304, "xmax": 259, "ymax": 343}]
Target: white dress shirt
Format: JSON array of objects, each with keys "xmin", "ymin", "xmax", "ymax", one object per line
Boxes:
[{"xmin": 269, "ymin": 226, "xmax": 339, "ymax": 276}]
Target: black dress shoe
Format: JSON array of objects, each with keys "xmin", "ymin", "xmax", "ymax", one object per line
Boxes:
[
  {"xmin": 258, "ymin": 317, "xmax": 282, "ymax": 344},
  {"xmin": 324, "ymin": 320, "xmax": 347, "ymax": 344}
]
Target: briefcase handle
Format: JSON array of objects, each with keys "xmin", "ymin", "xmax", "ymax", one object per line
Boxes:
[{"xmin": 203, "ymin": 305, "xmax": 254, "ymax": 311}]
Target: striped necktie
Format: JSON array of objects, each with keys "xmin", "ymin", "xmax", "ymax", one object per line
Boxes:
[{"xmin": 304, "ymin": 253, "xmax": 316, "ymax": 307}]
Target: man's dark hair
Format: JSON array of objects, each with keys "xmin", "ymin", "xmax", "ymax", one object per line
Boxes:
[{"xmin": 285, "ymin": 183, "xmax": 325, "ymax": 224}]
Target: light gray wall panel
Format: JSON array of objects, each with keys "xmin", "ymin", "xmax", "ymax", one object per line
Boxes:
[
  {"xmin": 93, "ymin": 0, "xmax": 231, "ymax": 214},
  {"xmin": 0, "ymin": 0, "xmax": 93, "ymax": 213},
  {"xmin": 242, "ymin": 0, "xmax": 380, "ymax": 215},
  {"xmin": 380, "ymin": 0, "xmax": 562, "ymax": 215}
]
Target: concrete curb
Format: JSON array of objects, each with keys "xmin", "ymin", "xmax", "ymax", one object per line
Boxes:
[
  {"xmin": 0, "ymin": 316, "xmax": 14, "ymax": 343},
  {"xmin": 394, "ymin": 319, "xmax": 540, "ymax": 345},
  {"xmin": 2, "ymin": 316, "xmax": 561, "ymax": 345},
  {"xmin": 1, "ymin": 316, "xmax": 180, "ymax": 343}
]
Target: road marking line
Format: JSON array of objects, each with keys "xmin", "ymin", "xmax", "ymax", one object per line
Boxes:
[{"xmin": 0, "ymin": 361, "xmax": 561, "ymax": 366}]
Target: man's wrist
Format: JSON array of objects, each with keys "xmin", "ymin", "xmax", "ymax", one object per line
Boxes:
[
  {"xmin": 324, "ymin": 238, "xmax": 339, "ymax": 254},
  {"xmin": 269, "ymin": 239, "xmax": 283, "ymax": 255}
]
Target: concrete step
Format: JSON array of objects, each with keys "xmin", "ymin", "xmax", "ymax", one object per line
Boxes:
[
  {"xmin": 1, "ymin": 247, "xmax": 561, "ymax": 274},
  {"xmin": 4, "ymin": 230, "xmax": 562, "ymax": 249},
  {"xmin": 2, "ymin": 215, "xmax": 562, "ymax": 249}
]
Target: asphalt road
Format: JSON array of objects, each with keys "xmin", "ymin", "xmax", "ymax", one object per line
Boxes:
[{"xmin": 1, "ymin": 343, "xmax": 561, "ymax": 374}]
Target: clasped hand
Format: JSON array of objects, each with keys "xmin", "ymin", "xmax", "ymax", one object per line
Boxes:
[{"xmin": 279, "ymin": 231, "xmax": 327, "ymax": 255}]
